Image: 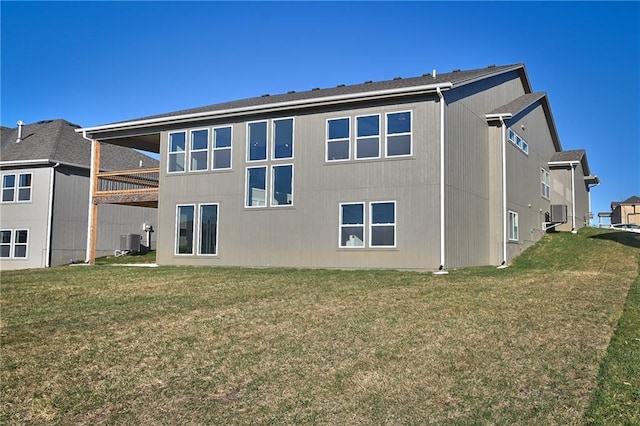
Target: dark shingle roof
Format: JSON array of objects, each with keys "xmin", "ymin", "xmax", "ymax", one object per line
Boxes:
[
  {"xmin": 0, "ymin": 119, "xmax": 158, "ymax": 170},
  {"xmin": 488, "ymin": 92, "xmax": 546, "ymax": 116},
  {"xmin": 106, "ymin": 63, "xmax": 525, "ymax": 125},
  {"xmin": 549, "ymin": 149, "xmax": 585, "ymax": 163},
  {"xmin": 548, "ymin": 149, "xmax": 597, "ymax": 181},
  {"xmin": 612, "ymin": 195, "xmax": 640, "ymax": 208}
]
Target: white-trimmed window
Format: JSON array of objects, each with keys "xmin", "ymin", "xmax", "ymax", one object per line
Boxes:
[
  {"xmin": 339, "ymin": 203, "xmax": 365, "ymax": 247},
  {"xmin": 245, "ymin": 118, "xmax": 295, "ymax": 208},
  {"xmin": 0, "ymin": 229, "xmax": 28, "ymax": 258},
  {"xmin": 175, "ymin": 204, "xmax": 220, "ymax": 256},
  {"xmin": 370, "ymin": 201, "xmax": 396, "ymax": 247},
  {"xmin": 1, "ymin": 230, "xmax": 12, "ymax": 257},
  {"xmin": 189, "ymin": 129, "xmax": 209, "ymax": 172},
  {"xmin": 271, "ymin": 164, "xmax": 293, "ymax": 206},
  {"xmin": 508, "ymin": 128, "xmax": 528, "ymax": 155},
  {"xmin": 2, "ymin": 173, "xmax": 32, "ymax": 203},
  {"xmin": 508, "ymin": 211, "xmax": 519, "ymax": 241},
  {"xmin": 168, "ymin": 131, "xmax": 187, "ymax": 173},
  {"xmin": 386, "ymin": 111, "xmax": 412, "ymax": 157},
  {"xmin": 356, "ymin": 114, "xmax": 380, "ymax": 159},
  {"xmin": 213, "ymin": 126, "xmax": 232, "ymax": 170},
  {"xmin": 541, "ymin": 168, "xmax": 550, "ymax": 199},
  {"xmin": 175, "ymin": 204, "xmax": 195, "ymax": 255},
  {"xmin": 327, "ymin": 117, "xmax": 350, "ymax": 161},
  {"xmin": 339, "ymin": 201, "xmax": 396, "ymax": 248},
  {"xmin": 199, "ymin": 204, "xmax": 218, "ymax": 255},
  {"xmin": 273, "ymin": 118, "xmax": 294, "ymax": 159},
  {"xmin": 246, "ymin": 166, "xmax": 267, "ymax": 207},
  {"xmin": 247, "ymin": 121, "xmax": 268, "ymax": 162}
]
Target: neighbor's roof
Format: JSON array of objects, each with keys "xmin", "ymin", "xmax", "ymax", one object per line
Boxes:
[
  {"xmin": 0, "ymin": 119, "xmax": 158, "ymax": 171},
  {"xmin": 80, "ymin": 63, "xmax": 529, "ymax": 134},
  {"xmin": 611, "ymin": 195, "xmax": 640, "ymax": 208}
]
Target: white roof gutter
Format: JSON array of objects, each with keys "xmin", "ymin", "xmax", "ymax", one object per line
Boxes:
[
  {"xmin": 76, "ymin": 82, "xmax": 454, "ymax": 134},
  {"xmin": 0, "ymin": 159, "xmax": 89, "ymax": 170},
  {"xmin": 548, "ymin": 160, "xmax": 581, "ymax": 166}
]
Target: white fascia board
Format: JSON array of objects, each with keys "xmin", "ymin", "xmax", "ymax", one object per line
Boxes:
[
  {"xmin": 0, "ymin": 159, "xmax": 50, "ymax": 167},
  {"xmin": 485, "ymin": 113, "xmax": 513, "ymax": 120},
  {"xmin": 548, "ymin": 160, "xmax": 581, "ymax": 166},
  {"xmin": 0, "ymin": 159, "xmax": 89, "ymax": 170},
  {"xmin": 76, "ymin": 83, "xmax": 454, "ymax": 134}
]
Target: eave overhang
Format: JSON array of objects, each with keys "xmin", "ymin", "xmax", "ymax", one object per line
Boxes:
[{"xmin": 77, "ymin": 82, "xmax": 455, "ymax": 140}]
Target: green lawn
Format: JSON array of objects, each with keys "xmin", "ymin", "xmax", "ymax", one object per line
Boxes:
[{"xmin": 1, "ymin": 228, "xmax": 638, "ymax": 424}]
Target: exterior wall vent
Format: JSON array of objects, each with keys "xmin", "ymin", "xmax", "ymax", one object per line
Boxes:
[{"xmin": 549, "ymin": 204, "xmax": 568, "ymax": 223}]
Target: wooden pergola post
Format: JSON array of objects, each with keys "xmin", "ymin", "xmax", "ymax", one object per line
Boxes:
[{"xmin": 87, "ymin": 140, "xmax": 100, "ymax": 265}]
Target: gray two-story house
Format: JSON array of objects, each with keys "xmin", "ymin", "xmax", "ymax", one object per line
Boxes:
[
  {"xmin": 0, "ymin": 119, "xmax": 158, "ymax": 270},
  {"xmin": 77, "ymin": 63, "xmax": 598, "ymax": 271}
]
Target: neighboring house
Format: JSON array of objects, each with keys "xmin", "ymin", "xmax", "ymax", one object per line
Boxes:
[
  {"xmin": 77, "ymin": 63, "xmax": 598, "ymax": 271},
  {"xmin": 0, "ymin": 119, "xmax": 158, "ymax": 270},
  {"xmin": 611, "ymin": 195, "xmax": 640, "ymax": 225}
]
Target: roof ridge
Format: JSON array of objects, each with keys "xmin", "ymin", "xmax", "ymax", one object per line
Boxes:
[{"xmin": 98, "ymin": 63, "xmax": 526, "ymax": 127}]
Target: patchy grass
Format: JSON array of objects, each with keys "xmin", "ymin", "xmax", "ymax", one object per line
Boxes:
[
  {"xmin": 1, "ymin": 228, "xmax": 638, "ymax": 424},
  {"xmin": 95, "ymin": 250, "xmax": 157, "ymax": 265}
]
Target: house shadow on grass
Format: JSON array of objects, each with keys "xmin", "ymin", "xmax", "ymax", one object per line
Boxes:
[{"xmin": 589, "ymin": 231, "xmax": 640, "ymax": 249}]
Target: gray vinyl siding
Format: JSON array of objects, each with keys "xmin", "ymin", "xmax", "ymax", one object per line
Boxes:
[
  {"xmin": 50, "ymin": 167, "xmax": 92, "ymax": 265},
  {"xmin": 444, "ymin": 71, "xmax": 527, "ymax": 268},
  {"xmin": 0, "ymin": 167, "xmax": 51, "ymax": 270},
  {"xmin": 550, "ymin": 165, "xmax": 590, "ymax": 232},
  {"xmin": 503, "ymin": 103, "xmax": 557, "ymax": 257},
  {"xmin": 157, "ymin": 99, "xmax": 442, "ymax": 269},
  {"xmin": 50, "ymin": 166, "xmax": 157, "ymax": 266}
]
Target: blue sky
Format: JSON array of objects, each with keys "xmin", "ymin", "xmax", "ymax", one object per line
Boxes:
[{"xmin": 1, "ymin": 1, "xmax": 638, "ymax": 219}]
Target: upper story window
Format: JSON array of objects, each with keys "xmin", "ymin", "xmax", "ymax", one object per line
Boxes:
[
  {"xmin": 273, "ymin": 118, "xmax": 294, "ymax": 159},
  {"xmin": 327, "ymin": 118, "xmax": 350, "ymax": 161},
  {"xmin": 386, "ymin": 111, "xmax": 412, "ymax": 157},
  {"xmin": 541, "ymin": 168, "xmax": 550, "ymax": 199},
  {"xmin": 508, "ymin": 128, "xmax": 529, "ymax": 155},
  {"xmin": 245, "ymin": 118, "xmax": 295, "ymax": 209},
  {"xmin": 190, "ymin": 129, "xmax": 209, "ymax": 172},
  {"xmin": 168, "ymin": 132, "xmax": 186, "ymax": 173},
  {"xmin": 247, "ymin": 121, "xmax": 268, "ymax": 161},
  {"xmin": 356, "ymin": 114, "xmax": 381, "ymax": 159},
  {"xmin": 245, "ymin": 164, "xmax": 293, "ymax": 208},
  {"xmin": 2, "ymin": 173, "xmax": 32, "ymax": 203},
  {"xmin": 213, "ymin": 126, "xmax": 232, "ymax": 170},
  {"xmin": 247, "ymin": 118, "xmax": 294, "ymax": 162},
  {"xmin": 168, "ymin": 126, "xmax": 234, "ymax": 173},
  {"xmin": 327, "ymin": 111, "xmax": 412, "ymax": 162}
]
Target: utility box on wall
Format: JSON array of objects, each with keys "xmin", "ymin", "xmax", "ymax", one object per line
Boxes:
[{"xmin": 120, "ymin": 234, "xmax": 142, "ymax": 252}]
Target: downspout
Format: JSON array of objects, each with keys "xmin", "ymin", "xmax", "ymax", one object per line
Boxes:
[
  {"xmin": 497, "ymin": 117, "xmax": 508, "ymax": 268},
  {"xmin": 434, "ymin": 87, "xmax": 448, "ymax": 274},
  {"xmin": 82, "ymin": 131, "xmax": 96, "ymax": 263},
  {"xmin": 571, "ymin": 163, "xmax": 577, "ymax": 233},
  {"xmin": 45, "ymin": 162, "xmax": 60, "ymax": 267},
  {"xmin": 587, "ymin": 181, "xmax": 600, "ymax": 226}
]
